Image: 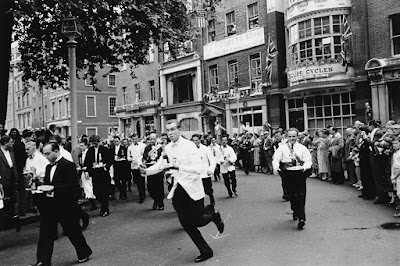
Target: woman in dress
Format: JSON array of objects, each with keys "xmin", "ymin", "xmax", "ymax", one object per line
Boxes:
[
  {"xmin": 317, "ymin": 129, "xmax": 331, "ymax": 180},
  {"xmin": 253, "ymin": 134, "xmax": 261, "ymax": 172}
]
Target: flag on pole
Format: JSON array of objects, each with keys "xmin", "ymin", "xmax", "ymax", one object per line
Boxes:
[
  {"xmin": 341, "ymin": 15, "xmax": 352, "ymax": 71},
  {"xmin": 196, "ymin": 9, "xmax": 207, "ymax": 28},
  {"xmin": 266, "ymin": 36, "xmax": 278, "ymax": 86}
]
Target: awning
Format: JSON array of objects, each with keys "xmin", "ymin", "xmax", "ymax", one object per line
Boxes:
[{"xmin": 200, "ymin": 105, "xmax": 223, "ymax": 117}]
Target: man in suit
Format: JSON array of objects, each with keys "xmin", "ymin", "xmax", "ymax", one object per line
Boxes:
[
  {"xmin": 112, "ymin": 136, "xmax": 129, "ymax": 200},
  {"xmin": 0, "ymin": 135, "xmax": 20, "ymax": 231},
  {"xmin": 84, "ymin": 135, "xmax": 111, "ymax": 217},
  {"xmin": 30, "ymin": 142, "xmax": 92, "ymax": 265},
  {"xmin": 263, "ymin": 131, "xmax": 273, "ymax": 174}
]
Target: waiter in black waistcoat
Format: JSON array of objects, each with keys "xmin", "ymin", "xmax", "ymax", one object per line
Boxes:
[
  {"xmin": 30, "ymin": 142, "xmax": 92, "ymax": 266},
  {"xmin": 84, "ymin": 135, "xmax": 111, "ymax": 217},
  {"xmin": 112, "ymin": 136, "xmax": 129, "ymax": 200}
]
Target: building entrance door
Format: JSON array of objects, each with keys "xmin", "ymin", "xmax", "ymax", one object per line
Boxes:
[{"xmin": 289, "ymin": 110, "xmax": 304, "ymax": 131}]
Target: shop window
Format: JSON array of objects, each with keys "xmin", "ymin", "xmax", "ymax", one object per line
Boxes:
[
  {"xmin": 254, "ymin": 113, "xmax": 262, "ymax": 126},
  {"xmin": 247, "ymin": 3, "xmax": 259, "ymax": 29},
  {"xmin": 180, "ymin": 117, "xmax": 198, "ymax": 131},
  {"xmin": 173, "ymin": 75, "xmax": 194, "ymax": 104},
  {"xmin": 208, "ymin": 19, "xmax": 216, "ymax": 42},
  {"xmin": 226, "ymin": 11, "xmax": 236, "ymax": 36},
  {"xmin": 391, "ymin": 14, "xmax": 400, "ymax": 55}
]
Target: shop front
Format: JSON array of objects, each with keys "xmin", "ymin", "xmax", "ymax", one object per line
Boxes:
[
  {"xmin": 365, "ymin": 58, "xmax": 400, "ymax": 124},
  {"xmin": 116, "ymin": 100, "xmax": 160, "ymax": 138}
]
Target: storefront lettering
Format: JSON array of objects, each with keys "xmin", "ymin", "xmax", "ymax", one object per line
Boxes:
[{"xmin": 286, "ymin": 0, "xmax": 351, "ymax": 20}]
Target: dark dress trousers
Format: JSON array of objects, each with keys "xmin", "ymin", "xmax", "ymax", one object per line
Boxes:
[
  {"xmin": 36, "ymin": 157, "xmax": 92, "ymax": 264},
  {"xmin": 84, "ymin": 145, "xmax": 111, "ymax": 213},
  {"xmin": 112, "ymin": 145, "xmax": 129, "ymax": 198}
]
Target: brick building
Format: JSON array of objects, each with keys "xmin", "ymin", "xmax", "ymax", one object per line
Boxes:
[
  {"xmin": 361, "ymin": 0, "xmax": 400, "ymax": 124},
  {"xmin": 202, "ymin": 0, "xmax": 287, "ymax": 135},
  {"xmin": 115, "ymin": 44, "xmax": 161, "ymax": 138}
]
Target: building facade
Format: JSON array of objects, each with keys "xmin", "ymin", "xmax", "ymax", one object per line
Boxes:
[
  {"xmin": 362, "ymin": 0, "xmax": 400, "ymax": 124},
  {"xmin": 115, "ymin": 45, "xmax": 161, "ymax": 138},
  {"xmin": 283, "ymin": 0, "xmax": 358, "ymax": 136},
  {"xmin": 202, "ymin": 0, "xmax": 287, "ymax": 135}
]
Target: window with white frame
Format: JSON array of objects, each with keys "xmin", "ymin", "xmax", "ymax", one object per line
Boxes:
[
  {"xmin": 208, "ymin": 19, "xmax": 216, "ymax": 42},
  {"xmin": 149, "ymin": 80, "xmax": 156, "ymax": 101},
  {"xmin": 288, "ymin": 15, "xmax": 345, "ymax": 65},
  {"xmin": 51, "ymin": 101, "xmax": 55, "ymax": 119},
  {"xmin": 134, "ymin": 83, "xmax": 141, "ymax": 102},
  {"xmin": 58, "ymin": 98, "xmax": 62, "ymax": 118},
  {"xmin": 109, "ymin": 97, "xmax": 117, "ymax": 117},
  {"xmin": 391, "ymin": 14, "xmax": 400, "ymax": 56},
  {"xmin": 305, "ymin": 91, "xmax": 355, "ymax": 136},
  {"xmin": 86, "ymin": 96, "xmax": 96, "ymax": 117},
  {"xmin": 226, "ymin": 11, "xmax": 236, "ymax": 36},
  {"xmin": 250, "ymin": 54, "xmax": 262, "ymax": 91},
  {"xmin": 148, "ymin": 43, "xmax": 155, "ymax": 63},
  {"xmin": 122, "ymin": 86, "xmax": 128, "ymax": 105},
  {"xmin": 209, "ymin": 65, "xmax": 219, "ymax": 90},
  {"xmin": 65, "ymin": 97, "xmax": 70, "ymax": 117},
  {"xmin": 247, "ymin": 2, "xmax": 259, "ymax": 29},
  {"xmin": 228, "ymin": 60, "xmax": 238, "ymax": 86},
  {"xmin": 108, "ymin": 74, "xmax": 116, "ymax": 87},
  {"xmin": 86, "ymin": 127, "xmax": 98, "ymax": 137}
]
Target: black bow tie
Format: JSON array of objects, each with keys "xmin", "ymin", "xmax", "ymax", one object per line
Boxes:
[
  {"xmin": 50, "ymin": 161, "xmax": 59, "ymax": 167},
  {"xmin": 134, "ymin": 143, "xmax": 138, "ymax": 146}
]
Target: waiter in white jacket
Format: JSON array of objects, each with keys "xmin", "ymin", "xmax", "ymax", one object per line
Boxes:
[
  {"xmin": 192, "ymin": 134, "xmax": 216, "ymax": 206},
  {"xmin": 272, "ymin": 128, "xmax": 312, "ymax": 230},
  {"xmin": 220, "ymin": 135, "xmax": 238, "ymax": 197},
  {"xmin": 162, "ymin": 120, "xmax": 224, "ymax": 263}
]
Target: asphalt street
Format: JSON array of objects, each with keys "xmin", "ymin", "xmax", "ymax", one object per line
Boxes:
[{"xmin": 1, "ymin": 171, "xmax": 400, "ymax": 266}]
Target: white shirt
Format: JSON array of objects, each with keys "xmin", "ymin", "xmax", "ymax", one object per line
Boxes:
[
  {"xmin": 60, "ymin": 147, "xmax": 73, "ymax": 162},
  {"xmin": 128, "ymin": 142, "xmax": 146, "ymax": 169},
  {"xmin": 196, "ymin": 144, "xmax": 216, "ymax": 179},
  {"xmin": 50, "ymin": 156, "xmax": 63, "ymax": 183},
  {"xmin": 25, "ymin": 150, "xmax": 49, "ymax": 178},
  {"xmin": 209, "ymin": 145, "xmax": 224, "ymax": 164},
  {"xmin": 272, "ymin": 142, "xmax": 312, "ymax": 172},
  {"xmin": 164, "ymin": 136, "xmax": 204, "ymax": 201},
  {"xmin": 115, "ymin": 144, "xmax": 120, "ymax": 155},
  {"xmin": 219, "ymin": 144, "xmax": 237, "ymax": 173},
  {"xmin": 0, "ymin": 147, "xmax": 13, "ymax": 168}
]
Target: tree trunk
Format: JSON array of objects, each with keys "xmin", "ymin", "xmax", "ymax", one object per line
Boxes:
[{"xmin": 0, "ymin": 0, "xmax": 14, "ymax": 127}]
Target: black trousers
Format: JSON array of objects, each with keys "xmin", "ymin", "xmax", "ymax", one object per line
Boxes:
[
  {"xmin": 36, "ymin": 198, "xmax": 92, "ymax": 264},
  {"xmin": 114, "ymin": 161, "xmax": 130, "ymax": 197},
  {"xmin": 265, "ymin": 152, "xmax": 273, "ymax": 173},
  {"xmin": 242, "ymin": 152, "xmax": 251, "ymax": 174},
  {"xmin": 222, "ymin": 170, "xmax": 237, "ymax": 196},
  {"xmin": 213, "ymin": 164, "xmax": 221, "ymax": 181},
  {"xmin": 132, "ymin": 169, "xmax": 146, "ymax": 200},
  {"xmin": 279, "ymin": 172, "xmax": 289, "ymax": 198},
  {"xmin": 172, "ymin": 185, "xmax": 213, "ymax": 255},
  {"xmin": 345, "ymin": 160, "xmax": 357, "ymax": 184},
  {"xmin": 369, "ymin": 154, "xmax": 390, "ymax": 201},
  {"xmin": 281, "ymin": 170, "xmax": 307, "ymax": 221},
  {"xmin": 147, "ymin": 173, "xmax": 164, "ymax": 206},
  {"xmin": 202, "ymin": 177, "xmax": 215, "ymax": 205},
  {"xmin": 359, "ymin": 155, "xmax": 376, "ymax": 198},
  {"xmin": 92, "ymin": 168, "xmax": 110, "ymax": 212}
]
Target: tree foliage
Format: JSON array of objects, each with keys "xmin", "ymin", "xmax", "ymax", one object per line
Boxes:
[{"xmin": 13, "ymin": 0, "xmax": 200, "ymax": 90}]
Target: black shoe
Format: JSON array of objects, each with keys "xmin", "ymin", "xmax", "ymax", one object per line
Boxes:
[
  {"xmin": 100, "ymin": 211, "xmax": 109, "ymax": 217},
  {"xmin": 28, "ymin": 262, "xmax": 48, "ymax": 266},
  {"xmin": 82, "ymin": 212, "xmax": 90, "ymax": 230},
  {"xmin": 212, "ymin": 211, "xmax": 224, "ymax": 233},
  {"xmin": 358, "ymin": 194, "xmax": 365, "ymax": 198},
  {"xmin": 77, "ymin": 250, "xmax": 92, "ymax": 263},
  {"xmin": 293, "ymin": 213, "xmax": 298, "ymax": 221},
  {"xmin": 297, "ymin": 219, "xmax": 305, "ymax": 229},
  {"xmin": 152, "ymin": 201, "xmax": 158, "ymax": 210},
  {"xmin": 363, "ymin": 196, "xmax": 375, "ymax": 200},
  {"xmin": 157, "ymin": 205, "xmax": 164, "ymax": 211},
  {"xmin": 195, "ymin": 252, "xmax": 213, "ymax": 263},
  {"xmin": 233, "ymin": 191, "xmax": 239, "ymax": 197},
  {"xmin": 373, "ymin": 199, "xmax": 388, "ymax": 205}
]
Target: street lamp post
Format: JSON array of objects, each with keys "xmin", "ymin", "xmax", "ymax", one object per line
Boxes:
[{"xmin": 62, "ymin": 13, "xmax": 81, "ymax": 148}]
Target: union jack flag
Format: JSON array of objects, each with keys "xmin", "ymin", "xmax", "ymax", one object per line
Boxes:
[
  {"xmin": 341, "ymin": 15, "xmax": 352, "ymax": 71},
  {"xmin": 266, "ymin": 36, "xmax": 278, "ymax": 86}
]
